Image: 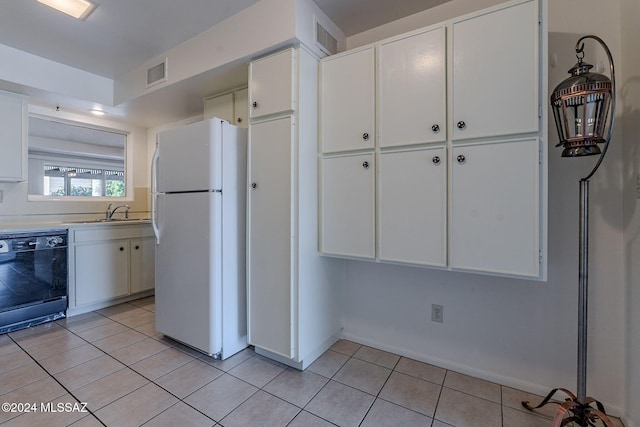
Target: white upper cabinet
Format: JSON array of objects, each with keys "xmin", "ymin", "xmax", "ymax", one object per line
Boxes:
[
  {"xmin": 249, "ymin": 49, "xmax": 296, "ymax": 119},
  {"xmin": 451, "ymin": 0, "xmax": 539, "ymax": 141},
  {"xmin": 203, "ymin": 92, "xmax": 234, "ymax": 123},
  {"xmin": 320, "ymin": 153, "xmax": 375, "ymax": 259},
  {"xmin": 234, "ymin": 88, "xmax": 249, "ymax": 127},
  {"xmin": 378, "ymin": 27, "xmax": 446, "ymax": 147},
  {"xmin": 450, "ymin": 138, "xmax": 540, "ymax": 278},
  {"xmin": 0, "ymin": 90, "xmax": 28, "ymax": 182},
  {"xmin": 317, "ymin": 0, "xmax": 546, "ymax": 280},
  {"xmin": 320, "ymin": 46, "xmax": 375, "ymax": 153},
  {"xmin": 378, "ymin": 146, "xmax": 446, "ymax": 266},
  {"xmin": 203, "ymin": 88, "xmax": 249, "ymax": 128}
]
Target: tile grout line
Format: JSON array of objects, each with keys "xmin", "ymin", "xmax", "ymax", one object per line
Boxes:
[
  {"xmin": 355, "ymin": 353, "xmax": 402, "ymax": 427},
  {"xmin": 75, "ymin": 304, "xmax": 299, "ymax": 425},
  {"xmin": 7, "ymin": 328, "xmax": 108, "ymax": 426},
  {"xmin": 67, "ymin": 305, "xmax": 224, "ymax": 425}
]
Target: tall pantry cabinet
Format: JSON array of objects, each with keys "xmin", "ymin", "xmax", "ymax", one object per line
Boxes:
[
  {"xmin": 246, "ymin": 47, "xmax": 342, "ymax": 369},
  {"xmin": 319, "ymin": 0, "xmax": 547, "ymax": 280}
]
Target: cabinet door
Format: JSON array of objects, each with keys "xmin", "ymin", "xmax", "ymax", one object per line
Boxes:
[
  {"xmin": 130, "ymin": 237, "xmax": 155, "ymax": 294},
  {"xmin": 451, "ymin": 0, "xmax": 538, "ymax": 140},
  {"xmin": 75, "ymin": 241, "xmax": 130, "ymax": 306},
  {"xmin": 203, "ymin": 93, "xmax": 234, "ymax": 122},
  {"xmin": 320, "ymin": 153, "xmax": 375, "ymax": 259},
  {"xmin": 320, "ymin": 47, "xmax": 375, "ymax": 153},
  {"xmin": 249, "ymin": 49, "xmax": 295, "ymax": 119},
  {"xmin": 0, "ymin": 90, "xmax": 27, "ymax": 182},
  {"xmin": 379, "ymin": 147, "xmax": 446, "ymax": 266},
  {"xmin": 247, "ymin": 116, "xmax": 294, "ymax": 358},
  {"xmin": 379, "ymin": 27, "xmax": 446, "ymax": 147},
  {"xmin": 450, "ymin": 138, "xmax": 540, "ymax": 277},
  {"xmin": 234, "ymin": 88, "xmax": 249, "ymax": 128}
]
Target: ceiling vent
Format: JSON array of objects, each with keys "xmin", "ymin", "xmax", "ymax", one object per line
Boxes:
[
  {"xmin": 146, "ymin": 58, "xmax": 168, "ymax": 88},
  {"xmin": 315, "ymin": 18, "xmax": 338, "ymax": 56}
]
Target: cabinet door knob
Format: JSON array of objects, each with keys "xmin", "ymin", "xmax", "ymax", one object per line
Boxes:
[
  {"xmin": 251, "ymin": 182, "xmax": 257, "ymax": 189},
  {"xmin": 252, "ymin": 101, "xmax": 258, "ymax": 108},
  {"xmin": 362, "ymin": 132, "xmax": 369, "ymax": 141},
  {"xmin": 432, "ymin": 156, "xmax": 441, "ymax": 165},
  {"xmin": 237, "ymin": 117, "xmax": 242, "ymax": 123},
  {"xmin": 119, "ymin": 247, "xmax": 124, "ymax": 251},
  {"xmin": 457, "ymin": 121, "xmax": 466, "ymax": 129},
  {"xmin": 135, "ymin": 245, "xmax": 140, "ymax": 250},
  {"xmin": 431, "ymin": 124, "xmax": 440, "ymax": 133},
  {"xmin": 457, "ymin": 154, "xmax": 466, "ymax": 164},
  {"xmin": 362, "ymin": 161, "xmax": 370, "ymax": 169}
]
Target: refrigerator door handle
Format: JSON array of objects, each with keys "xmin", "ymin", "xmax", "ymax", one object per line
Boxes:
[
  {"xmin": 151, "ymin": 144, "xmax": 160, "ymax": 244},
  {"xmin": 151, "ymin": 194, "xmax": 160, "ymax": 245}
]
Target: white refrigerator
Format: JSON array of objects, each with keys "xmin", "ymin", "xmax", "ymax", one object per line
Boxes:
[{"xmin": 151, "ymin": 118, "xmax": 247, "ymax": 359}]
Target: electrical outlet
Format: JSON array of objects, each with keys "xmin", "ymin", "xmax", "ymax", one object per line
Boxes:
[{"xmin": 431, "ymin": 304, "xmax": 443, "ymax": 323}]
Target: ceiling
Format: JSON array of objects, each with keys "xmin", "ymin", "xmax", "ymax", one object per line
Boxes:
[{"xmin": 0, "ymin": 0, "xmax": 449, "ymax": 126}]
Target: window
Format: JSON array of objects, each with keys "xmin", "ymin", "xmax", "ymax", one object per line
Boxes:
[
  {"xmin": 28, "ymin": 117, "xmax": 128, "ymax": 198},
  {"xmin": 43, "ymin": 166, "xmax": 125, "ymax": 196}
]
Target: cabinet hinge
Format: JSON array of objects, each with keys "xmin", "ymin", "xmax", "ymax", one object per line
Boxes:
[
  {"xmin": 538, "ymin": 104, "xmax": 542, "ymax": 118},
  {"xmin": 539, "ymin": 250, "xmax": 543, "ymax": 264},
  {"xmin": 539, "ymin": 148, "xmax": 543, "ymax": 164}
]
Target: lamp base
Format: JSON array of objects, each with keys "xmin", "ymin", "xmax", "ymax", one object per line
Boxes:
[
  {"xmin": 561, "ymin": 144, "xmax": 602, "ymax": 157},
  {"xmin": 522, "ymin": 389, "xmax": 615, "ymax": 427}
]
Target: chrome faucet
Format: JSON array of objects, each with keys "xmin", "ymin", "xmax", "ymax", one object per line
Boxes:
[{"xmin": 106, "ymin": 204, "xmax": 130, "ymax": 220}]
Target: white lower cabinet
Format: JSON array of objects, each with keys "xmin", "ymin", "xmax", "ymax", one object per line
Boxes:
[
  {"xmin": 378, "ymin": 146, "xmax": 446, "ymax": 266},
  {"xmin": 130, "ymin": 236, "xmax": 156, "ymax": 294},
  {"xmin": 69, "ymin": 224, "xmax": 155, "ymax": 313},
  {"xmin": 75, "ymin": 240, "xmax": 130, "ymax": 305},
  {"xmin": 320, "ymin": 153, "xmax": 375, "ymax": 259},
  {"xmin": 450, "ymin": 138, "xmax": 540, "ymax": 278}
]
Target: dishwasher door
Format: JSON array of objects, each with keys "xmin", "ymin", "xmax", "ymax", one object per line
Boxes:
[{"xmin": 0, "ymin": 230, "xmax": 68, "ymax": 333}]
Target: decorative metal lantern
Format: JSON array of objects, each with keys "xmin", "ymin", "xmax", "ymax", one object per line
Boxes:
[
  {"xmin": 550, "ymin": 36, "xmax": 615, "ymax": 157},
  {"xmin": 522, "ymin": 35, "xmax": 616, "ymax": 427}
]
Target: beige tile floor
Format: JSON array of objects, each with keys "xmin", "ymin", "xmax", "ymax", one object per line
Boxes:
[{"xmin": 0, "ymin": 297, "xmax": 625, "ymax": 427}]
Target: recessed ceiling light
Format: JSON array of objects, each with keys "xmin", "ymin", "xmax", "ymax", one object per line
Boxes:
[{"xmin": 36, "ymin": 0, "xmax": 97, "ymax": 20}]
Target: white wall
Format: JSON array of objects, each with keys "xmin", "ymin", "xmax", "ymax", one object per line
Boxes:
[
  {"xmin": 346, "ymin": 0, "xmax": 505, "ymax": 49},
  {"xmin": 114, "ymin": 0, "xmax": 345, "ymax": 106},
  {"xmin": 0, "ymin": 105, "xmax": 150, "ymax": 225},
  {"xmin": 621, "ymin": 0, "xmax": 640, "ymax": 425},
  {"xmin": 341, "ymin": 0, "xmax": 628, "ymax": 418},
  {"xmin": 0, "ymin": 44, "xmax": 113, "ymax": 106}
]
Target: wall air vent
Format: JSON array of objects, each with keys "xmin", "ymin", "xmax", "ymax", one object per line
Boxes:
[
  {"xmin": 146, "ymin": 58, "xmax": 168, "ymax": 88},
  {"xmin": 315, "ymin": 18, "xmax": 338, "ymax": 56}
]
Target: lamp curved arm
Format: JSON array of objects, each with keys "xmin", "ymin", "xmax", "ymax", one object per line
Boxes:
[{"xmin": 577, "ymin": 35, "xmax": 616, "ymax": 181}]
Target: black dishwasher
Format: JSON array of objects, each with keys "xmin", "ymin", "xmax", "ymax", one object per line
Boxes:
[{"xmin": 0, "ymin": 229, "xmax": 68, "ymax": 334}]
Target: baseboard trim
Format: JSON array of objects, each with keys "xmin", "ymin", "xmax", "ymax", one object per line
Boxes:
[{"xmin": 67, "ymin": 290, "xmax": 154, "ymax": 317}]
